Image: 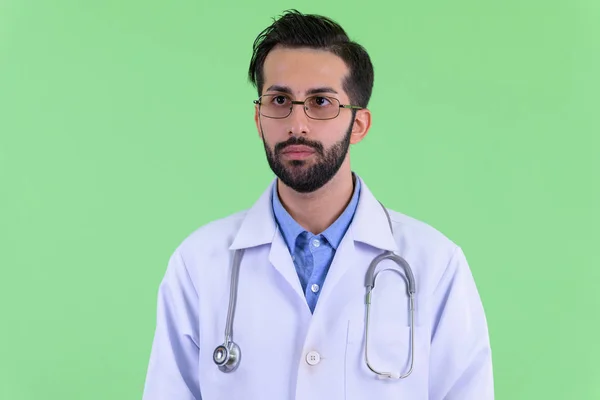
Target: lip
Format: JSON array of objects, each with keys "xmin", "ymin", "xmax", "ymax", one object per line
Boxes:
[
  {"xmin": 281, "ymin": 145, "xmax": 316, "ymax": 154},
  {"xmin": 280, "ymin": 145, "xmax": 316, "ymax": 161}
]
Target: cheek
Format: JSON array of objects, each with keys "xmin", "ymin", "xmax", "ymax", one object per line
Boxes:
[
  {"xmin": 322, "ymin": 120, "xmax": 351, "ymax": 142},
  {"xmin": 259, "ymin": 119, "xmax": 288, "ymax": 140},
  {"xmin": 258, "ymin": 122, "xmax": 280, "ymax": 147}
]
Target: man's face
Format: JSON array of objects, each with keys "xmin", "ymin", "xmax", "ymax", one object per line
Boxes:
[{"xmin": 254, "ymin": 46, "xmax": 365, "ymax": 193}]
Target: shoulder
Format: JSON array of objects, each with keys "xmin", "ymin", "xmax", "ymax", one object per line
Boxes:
[
  {"xmin": 174, "ymin": 209, "xmax": 249, "ymax": 258},
  {"xmin": 383, "ymin": 208, "xmax": 466, "ymax": 294},
  {"xmin": 385, "ymin": 208, "xmax": 459, "ymax": 252}
]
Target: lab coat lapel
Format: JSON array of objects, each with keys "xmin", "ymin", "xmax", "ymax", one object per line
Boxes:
[
  {"xmin": 350, "ymin": 177, "xmax": 399, "ymax": 253},
  {"xmin": 229, "ymin": 178, "xmax": 306, "ymax": 304},
  {"xmin": 268, "ymin": 228, "xmax": 307, "ymax": 302},
  {"xmin": 315, "ymin": 177, "xmax": 399, "ymax": 309},
  {"xmin": 313, "ymin": 230, "xmax": 357, "ymax": 310}
]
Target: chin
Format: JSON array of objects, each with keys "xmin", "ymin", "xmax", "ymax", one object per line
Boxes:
[{"xmin": 287, "ymin": 159, "xmax": 309, "ymax": 167}]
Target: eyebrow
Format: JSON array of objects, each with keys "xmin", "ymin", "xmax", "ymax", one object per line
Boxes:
[{"xmin": 264, "ymin": 85, "xmax": 339, "ymax": 96}]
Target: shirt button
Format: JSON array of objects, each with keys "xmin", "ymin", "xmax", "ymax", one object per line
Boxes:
[
  {"xmin": 311, "ymin": 284, "xmax": 320, "ymax": 293},
  {"xmin": 312, "ymin": 239, "xmax": 320, "ymax": 248},
  {"xmin": 306, "ymin": 351, "xmax": 321, "ymax": 365}
]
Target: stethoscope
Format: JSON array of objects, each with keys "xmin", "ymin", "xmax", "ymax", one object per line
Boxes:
[{"xmin": 213, "ymin": 201, "xmax": 416, "ymax": 380}]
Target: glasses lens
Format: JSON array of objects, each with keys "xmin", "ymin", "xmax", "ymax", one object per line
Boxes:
[
  {"xmin": 259, "ymin": 94, "xmax": 292, "ymax": 118},
  {"xmin": 305, "ymin": 96, "xmax": 339, "ymax": 120},
  {"xmin": 305, "ymin": 96, "xmax": 340, "ymax": 119}
]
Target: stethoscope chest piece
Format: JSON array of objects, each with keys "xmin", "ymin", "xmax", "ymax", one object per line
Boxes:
[{"xmin": 213, "ymin": 341, "xmax": 241, "ymax": 372}]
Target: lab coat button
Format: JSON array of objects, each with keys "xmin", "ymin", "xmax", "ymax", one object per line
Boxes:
[{"xmin": 306, "ymin": 351, "xmax": 321, "ymax": 365}]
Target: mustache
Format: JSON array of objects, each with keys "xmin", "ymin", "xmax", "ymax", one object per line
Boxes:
[{"xmin": 274, "ymin": 137, "xmax": 324, "ymax": 155}]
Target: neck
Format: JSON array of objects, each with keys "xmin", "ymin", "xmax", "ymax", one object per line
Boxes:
[{"xmin": 276, "ymin": 167, "xmax": 355, "ymax": 235}]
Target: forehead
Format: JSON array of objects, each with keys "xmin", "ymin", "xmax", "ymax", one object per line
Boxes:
[{"xmin": 262, "ymin": 46, "xmax": 349, "ymax": 97}]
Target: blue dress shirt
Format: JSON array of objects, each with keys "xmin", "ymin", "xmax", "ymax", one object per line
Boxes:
[{"xmin": 271, "ymin": 176, "xmax": 361, "ymax": 313}]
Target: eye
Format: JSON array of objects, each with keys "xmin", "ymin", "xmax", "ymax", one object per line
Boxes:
[
  {"xmin": 271, "ymin": 95, "xmax": 290, "ymax": 106},
  {"xmin": 310, "ymin": 96, "xmax": 333, "ymax": 107}
]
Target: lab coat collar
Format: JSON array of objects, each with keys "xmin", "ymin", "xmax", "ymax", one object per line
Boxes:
[
  {"xmin": 350, "ymin": 176, "xmax": 399, "ymax": 252},
  {"xmin": 229, "ymin": 174, "xmax": 398, "ymax": 253},
  {"xmin": 228, "ymin": 179, "xmax": 278, "ymax": 250}
]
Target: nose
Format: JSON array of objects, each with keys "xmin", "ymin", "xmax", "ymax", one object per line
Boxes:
[{"xmin": 287, "ymin": 103, "xmax": 310, "ymax": 136}]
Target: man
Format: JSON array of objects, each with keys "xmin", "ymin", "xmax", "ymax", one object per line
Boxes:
[{"xmin": 142, "ymin": 9, "xmax": 494, "ymax": 400}]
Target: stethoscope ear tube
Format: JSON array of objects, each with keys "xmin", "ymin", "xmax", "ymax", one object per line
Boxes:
[
  {"xmin": 213, "ymin": 248, "xmax": 245, "ymax": 373},
  {"xmin": 364, "ymin": 259, "xmax": 416, "ymax": 380},
  {"xmin": 364, "ymin": 202, "xmax": 416, "ymax": 379},
  {"xmin": 365, "ymin": 251, "xmax": 416, "ymax": 295}
]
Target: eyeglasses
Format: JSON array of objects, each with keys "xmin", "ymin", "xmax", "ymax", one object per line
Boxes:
[{"xmin": 253, "ymin": 94, "xmax": 363, "ymax": 120}]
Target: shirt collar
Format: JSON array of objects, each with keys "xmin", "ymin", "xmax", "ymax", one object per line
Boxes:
[
  {"xmin": 229, "ymin": 174, "xmax": 398, "ymax": 253},
  {"xmin": 271, "ymin": 173, "xmax": 362, "ymax": 252}
]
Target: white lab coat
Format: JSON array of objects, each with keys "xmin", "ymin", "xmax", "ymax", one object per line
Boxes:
[{"xmin": 142, "ymin": 176, "xmax": 494, "ymax": 400}]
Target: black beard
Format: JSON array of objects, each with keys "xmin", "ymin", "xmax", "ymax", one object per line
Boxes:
[{"xmin": 261, "ymin": 120, "xmax": 354, "ymax": 193}]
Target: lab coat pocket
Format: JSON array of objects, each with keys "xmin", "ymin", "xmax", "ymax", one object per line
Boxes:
[
  {"xmin": 345, "ymin": 319, "xmax": 413, "ymax": 399},
  {"xmin": 344, "ymin": 320, "xmax": 426, "ymax": 400},
  {"xmin": 347, "ymin": 320, "xmax": 413, "ymax": 377},
  {"xmin": 343, "ymin": 259, "xmax": 421, "ymax": 397}
]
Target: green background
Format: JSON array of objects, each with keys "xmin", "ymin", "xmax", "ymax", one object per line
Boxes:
[{"xmin": 1, "ymin": 0, "xmax": 598, "ymax": 398}]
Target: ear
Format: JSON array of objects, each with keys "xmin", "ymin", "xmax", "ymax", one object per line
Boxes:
[
  {"xmin": 350, "ymin": 108, "xmax": 372, "ymax": 145},
  {"xmin": 254, "ymin": 104, "xmax": 262, "ymax": 139}
]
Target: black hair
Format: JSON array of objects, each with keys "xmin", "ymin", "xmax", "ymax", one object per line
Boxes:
[{"xmin": 248, "ymin": 9, "xmax": 374, "ymax": 108}]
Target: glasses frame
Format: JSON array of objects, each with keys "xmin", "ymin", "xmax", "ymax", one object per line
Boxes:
[{"xmin": 253, "ymin": 94, "xmax": 364, "ymax": 120}]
